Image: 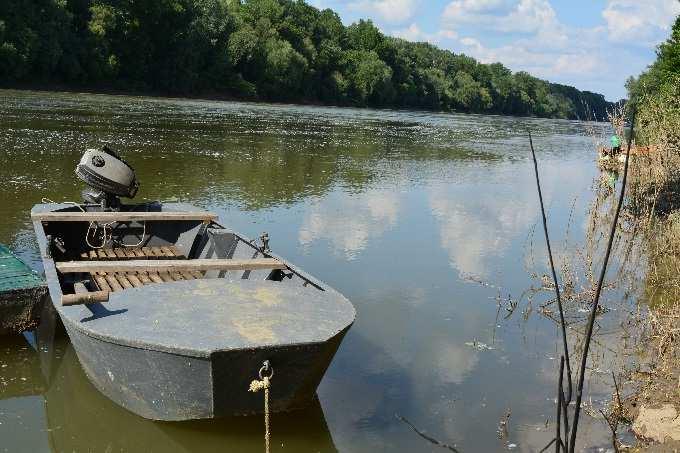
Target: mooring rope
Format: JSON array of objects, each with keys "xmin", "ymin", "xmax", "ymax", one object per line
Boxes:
[
  {"xmin": 249, "ymin": 360, "xmax": 274, "ymax": 453},
  {"xmin": 41, "ymin": 197, "xmax": 146, "ymax": 249}
]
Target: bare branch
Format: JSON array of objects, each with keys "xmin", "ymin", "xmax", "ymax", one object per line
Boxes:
[
  {"xmin": 529, "ymin": 131, "xmax": 574, "ymax": 403},
  {"xmin": 395, "ymin": 414, "xmax": 461, "ymax": 452},
  {"xmin": 568, "ymin": 108, "xmax": 637, "ymax": 452}
]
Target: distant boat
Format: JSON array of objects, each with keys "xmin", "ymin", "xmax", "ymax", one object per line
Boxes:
[
  {"xmin": 597, "ymin": 144, "xmax": 659, "ymax": 167},
  {"xmin": 31, "ymin": 148, "xmax": 355, "ymax": 420}
]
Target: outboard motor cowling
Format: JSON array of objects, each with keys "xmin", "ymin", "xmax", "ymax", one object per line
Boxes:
[{"xmin": 75, "ymin": 146, "xmax": 138, "ymax": 208}]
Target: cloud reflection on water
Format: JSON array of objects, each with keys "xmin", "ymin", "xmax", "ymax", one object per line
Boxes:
[
  {"xmin": 299, "ymin": 189, "xmax": 401, "ymax": 260},
  {"xmin": 428, "ymin": 181, "xmax": 539, "ymax": 279},
  {"xmin": 428, "ymin": 160, "xmax": 595, "ymax": 280}
]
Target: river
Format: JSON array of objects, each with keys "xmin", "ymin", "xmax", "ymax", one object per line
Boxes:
[{"xmin": 0, "ymin": 89, "xmax": 627, "ymax": 452}]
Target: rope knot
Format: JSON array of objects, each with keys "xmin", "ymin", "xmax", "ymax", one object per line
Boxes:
[
  {"xmin": 249, "ymin": 360, "xmax": 273, "ymax": 453},
  {"xmin": 249, "ymin": 376, "xmax": 270, "ymax": 393}
]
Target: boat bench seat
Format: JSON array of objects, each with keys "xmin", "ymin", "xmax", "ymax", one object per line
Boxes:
[
  {"xmin": 59, "ymin": 247, "xmax": 287, "ymax": 305},
  {"xmin": 78, "ymin": 245, "xmax": 201, "ymax": 293}
]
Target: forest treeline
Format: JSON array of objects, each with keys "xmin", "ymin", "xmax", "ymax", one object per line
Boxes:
[
  {"xmin": 627, "ymin": 13, "xmax": 680, "ymax": 146},
  {"xmin": 626, "ymin": 14, "xmax": 680, "ymax": 105},
  {"xmin": 0, "ymin": 0, "xmax": 613, "ymax": 119}
]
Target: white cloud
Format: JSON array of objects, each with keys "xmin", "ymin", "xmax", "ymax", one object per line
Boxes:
[
  {"xmin": 552, "ymin": 54, "xmax": 599, "ymax": 76},
  {"xmin": 348, "ymin": 0, "xmax": 419, "ymax": 24},
  {"xmin": 437, "ymin": 0, "xmax": 627, "ymax": 92},
  {"xmin": 325, "ymin": 0, "xmax": 676, "ymax": 99},
  {"xmin": 394, "ymin": 23, "xmax": 459, "ymax": 42},
  {"xmin": 442, "ymin": 0, "xmax": 680, "ymax": 49},
  {"xmin": 458, "ymin": 37, "xmax": 601, "ymax": 77},
  {"xmin": 438, "ymin": 29, "xmax": 459, "ymax": 40},
  {"xmin": 394, "ymin": 23, "xmax": 426, "ymax": 41},
  {"xmin": 459, "ymin": 37, "xmax": 485, "ymax": 54},
  {"xmin": 443, "ymin": 0, "xmax": 576, "ymax": 70},
  {"xmin": 443, "ymin": 2, "xmax": 572, "ymax": 51},
  {"xmin": 443, "ymin": 0, "xmax": 561, "ymax": 35},
  {"xmin": 444, "ymin": 0, "xmax": 513, "ymax": 18},
  {"xmin": 602, "ymin": 0, "xmax": 680, "ymax": 45}
]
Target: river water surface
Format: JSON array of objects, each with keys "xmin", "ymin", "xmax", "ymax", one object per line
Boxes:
[{"xmin": 0, "ymin": 90, "xmax": 625, "ymax": 452}]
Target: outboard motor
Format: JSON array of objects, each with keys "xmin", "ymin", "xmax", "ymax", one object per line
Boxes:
[{"xmin": 75, "ymin": 146, "xmax": 139, "ymax": 209}]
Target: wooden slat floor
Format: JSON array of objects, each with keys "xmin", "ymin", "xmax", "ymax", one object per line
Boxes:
[{"xmin": 79, "ymin": 246, "xmax": 203, "ymax": 293}]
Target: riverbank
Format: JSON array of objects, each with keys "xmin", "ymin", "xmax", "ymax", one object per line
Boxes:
[
  {"xmin": 624, "ymin": 213, "xmax": 680, "ymax": 450},
  {"xmin": 0, "ymin": 84, "xmax": 613, "ymax": 122},
  {"xmin": 602, "ymin": 96, "xmax": 680, "ymax": 449},
  {"xmin": 627, "ymin": 303, "xmax": 680, "ymax": 449},
  {"xmin": 628, "ymin": 82, "xmax": 680, "ymax": 451}
]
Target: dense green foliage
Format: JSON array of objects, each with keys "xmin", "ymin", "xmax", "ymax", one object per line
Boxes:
[
  {"xmin": 0, "ymin": 0, "xmax": 613, "ymax": 119},
  {"xmin": 628, "ymin": 14, "xmax": 680, "ymax": 147},
  {"xmin": 627, "ymin": 14, "xmax": 680, "ymax": 104},
  {"xmin": 635, "ymin": 75, "xmax": 680, "ymax": 148}
]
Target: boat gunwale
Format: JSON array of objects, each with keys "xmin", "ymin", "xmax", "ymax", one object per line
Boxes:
[
  {"xmin": 32, "ymin": 202, "xmax": 356, "ymax": 358},
  {"xmin": 58, "ymin": 306, "xmax": 354, "ymax": 359}
]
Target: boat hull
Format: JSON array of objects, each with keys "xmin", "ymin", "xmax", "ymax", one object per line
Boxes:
[
  {"xmin": 64, "ymin": 317, "xmax": 349, "ymax": 420},
  {"xmin": 32, "ymin": 202, "xmax": 355, "ymax": 421}
]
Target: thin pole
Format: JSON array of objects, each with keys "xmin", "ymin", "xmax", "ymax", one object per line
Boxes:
[
  {"xmin": 555, "ymin": 356, "xmax": 565, "ymax": 453},
  {"xmin": 529, "ymin": 131, "xmax": 573, "ymax": 402},
  {"xmin": 568, "ymin": 109, "xmax": 637, "ymax": 452}
]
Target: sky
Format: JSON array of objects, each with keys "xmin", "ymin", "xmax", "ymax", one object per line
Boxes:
[{"xmin": 308, "ymin": 0, "xmax": 680, "ymax": 101}]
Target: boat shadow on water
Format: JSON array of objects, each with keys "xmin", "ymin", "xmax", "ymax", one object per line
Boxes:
[{"xmin": 0, "ymin": 305, "xmax": 338, "ymax": 453}]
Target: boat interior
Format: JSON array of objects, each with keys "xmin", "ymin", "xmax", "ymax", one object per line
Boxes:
[{"xmin": 34, "ymin": 203, "xmax": 320, "ymax": 305}]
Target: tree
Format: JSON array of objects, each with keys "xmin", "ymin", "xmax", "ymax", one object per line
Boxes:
[
  {"xmin": 629, "ymin": 12, "xmax": 680, "ymax": 147},
  {"xmin": 628, "ymin": 14, "xmax": 680, "ymax": 105},
  {"xmin": 260, "ymin": 37, "xmax": 308, "ymax": 97},
  {"xmin": 341, "ymin": 49, "xmax": 393, "ymax": 105},
  {"xmin": 656, "ymin": 15, "xmax": 680, "ymax": 75},
  {"xmin": 346, "ymin": 19, "xmax": 383, "ymax": 52},
  {"xmin": 453, "ymin": 71, "xmax": 491, "ymax": 112}
]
